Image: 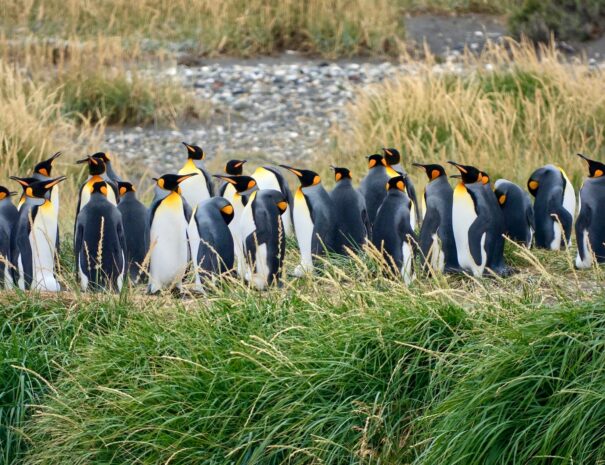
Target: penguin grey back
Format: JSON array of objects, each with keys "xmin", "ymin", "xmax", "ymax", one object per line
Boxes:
[
  {"xmin": 494, "ymin": 179, "xmax": 534, "ymax": 248},
  {"xmin": 195, "ymin": 197, "xmax": 235, "ymax": 278},
  {"xmin": 359, "ymin": 155, "xmax": 389, "ymax": 228},
  {"xmin": 117, "ymin": 186, "xmax": 150, "ymax": 282},
  {"xmin": 330, "ymin": 170, "xmax": 368, "ymax": 253}
]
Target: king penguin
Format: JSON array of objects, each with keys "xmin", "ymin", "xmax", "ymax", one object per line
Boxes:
[
  {"xmin": 371, "ymin": 176, "xmax": 417, "ymax": 284},
  {"xmin": 90, "ymin": 152, "xmax": 122, "ymax": 183},
  {"xmin": 527, "ymin": 164, "xmax": 576, "ymax": 250},
  {"xmin": 329, "ymin": 166, "xmax": 368, "ymax": 253},
  {"xmin": 75, "ymin": 181, "xmax": 126, "ymax": 292},
  {"xmin": 280, "ymin": 165, "xmax": 335, "ymax": 276},
  {"xmin": 358, "ymin": 154, "xmax": 389, "ymax": 229},
  {"xmin": 12, "ymin": 176, "xmax": 66, "ymax": 291},
  {"xmin": 193, "ymin": 197, "xmax": 235, "ymax": 283},
  {"xmin": 212, "ymin": 174, "xmax": 258, "ymax": 277},
  {"xmin": 32, "ymin": 151, "xmax": 62, "ymax": 212},
  {"xmin": 178, "ymin": 142, "xmax": 214, "ymax": 209},
  {"xmin": 148, "ymin": 173, "xmax": 197, "ymax": 293},
  {"xmin": 575, "ymin": 153, "xmax": 605, "ymax": 268},
  {"xmin": 76, "ymin": 156, "xmax": 118, "ymax": 213},
  {"xmin": 382, "ymin": 148, "xmax": 421, "ymax": 228},
  {"xmin": 494, "ymin": 179, "xmax": 534, "ymax": 248},
  {"xmin": 239, "ymin": 189, "xmax": 288, "ymax": 289},
  {"xmin": 0, "ymin": 186, "xmax": 18, "ymax": 288},
  {"xmin": 11, "ymin": 177, "xmax": 39, "ymax": 211},
  {"xmin": 251, "ymin": 165, "xmax": 294, "ymax": 235},
  {"xmin": 218, "ymin": 159, "xmax": 247, "ymax": 199},
  {"xmin": 413, "ymin": 163, "xmax": 459, "ymax": 273},
  {"xmin": 449, "ymin": 161, "xmax": 503, "ymax": 277},
  {"xmin": 117, "ymin": 181, "xmax": 150, "ymax": 282}
]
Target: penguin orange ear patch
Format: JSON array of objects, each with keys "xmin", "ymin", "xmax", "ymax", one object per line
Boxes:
[
  {"xmin": 498, "ymin": 194, "xmax": 506, "ymax": 205},
  {"xmin": 157, "ymin": 178, "xmax": 165, "ymax": 189},
  {"xmin": 38, "ymin": 167, "xmax": 48, "ymax": 176},
  {"xmin": 595, "ymin": 169, "xmax": 604, "ymax": 177},
  {"xmin": 431, "ymin": 169, "xmax": 440, "ymax": 180},
  {"xmin": 119, "ymin": 186, "xmax": 127, "ymax": 196},
  {"xmin": 276, "ymin": 200, "xmax": 288, "ymax": 212},
  {"xmin": 100, "ymin": 186, "xmax": 108, "ymax": 196},
  {"xmin": 313, "ymin": 175, "xmax": 320, "ymax": 185},
  {"xmin": 529, "ymin": 180, "xmax": 539, "ymax": 190},
  {"xmin": 335, "ymin": 172, "xmax": 342, "ymax": 181},
  {"xmin": 396, "ymin": 180, "xmax": 405, "ymax": 191},
  {"xmin": 368, "ymin": 159, "xmax": 377, "ymax": 168},
  {"xmin": 26, "ymin": 187, "xmax": 33, "ymax": 197},
  {"xmin": 220, "ymin": 204, "xmax": 234, "ymax": 215},
  {"xmin": 247, "ymin": 180, "xmax": 256, "ymax": 190}
]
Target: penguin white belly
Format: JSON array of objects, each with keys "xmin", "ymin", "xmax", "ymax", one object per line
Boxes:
[
  {"xmin": 17, "ymin": 255, "xmax": 25, "ymax": 290},
  {"xmin": 51, "ymin": 186, "xmax": 60, "ymax": 213},
  {"xmin": 452, "ymin": 185, "xmax": 485, "ymax": 277},
  {"xmin": 401, "ymin": 241, "xmax": 415, "ymax": 285},
  {"xmin": 79, "ymin": 260, "xmax": 89, "ymax": 291},
  {"xmin": 252, "ymin": 168, "xmax": 293, "ymax": 235},
  {"xmin": 222, "ymin": 183, "xmax": 237, "ymax": 205},
  {"xmin": 30, "ymin": 202, "xmax": 60, "ymax": 292},
  {"xmin": 410, "ymin": 202, "xmax": 417, "ymax": 230},
  {"xmin": 250, "ymin": 243, "xmax": 270, "ymax": 290},
  {"xmin": 4, "ymin": 262, "xmax": 13, "ymax": 289},
  {"xmin": 149, "ymin": 196, "xmax": 189, "ymax": 292},
  {"xmin": 575, "ymin": 229, "xmax": 593, "ymax": 269},
  {"xmin": 179, "ymin": 163, "xmax": 210, "ymax": 209},
  {"xmin": 231, "ymin": 196, "xmax": 247, "ymax": 277},
  {"xmin": 550, "ymin": 222, "xmax": 562, "ymax": 251},
  {"xmin": 429, "ymin": 233, "xmax": 445, "ymax": 272},
  {"xmin": 292, "ymin": 188, "xmax": 314, "ymax": 276}
]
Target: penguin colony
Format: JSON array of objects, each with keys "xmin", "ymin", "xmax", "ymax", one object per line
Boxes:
[{"xmin": 0, "ymin": 146, "xmax": 603, "ymax": 293}]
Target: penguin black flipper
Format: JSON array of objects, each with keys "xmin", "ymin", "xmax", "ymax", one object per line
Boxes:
[
  {"xmin": 419, "ymin": 207, "xmax": 440, "ymax": 265},
  {"xmin": 403, "ymin": 174, "xmax": 421, "ymax": 226},
  {"xmin": 468, "ymin": 220, "xmax": 488, "ymax": 270},
  {"xmin": 218, "ymin": 182, "xmax": 227, "ymax": 197},
  {"xmin": 575, "ymin": 203, "xmax": 592, "ymax": 264},
  {"xmin": 526, "ymin": 204, "xmax": 536, "ymax": 231},
  {"xmin": 74, "ymin": 221, "xmax": 86, "ymax": 282},
  {"xmin": 0, "ymin": 229, "xmax": 11, "ymax": 287},
  {"xmin": 202, "ymin": 169, "xmax": 215, "ymax": 197},
  {"xmin": 548, "ymin": 188, "xmax": 574, "ymax": 244}
]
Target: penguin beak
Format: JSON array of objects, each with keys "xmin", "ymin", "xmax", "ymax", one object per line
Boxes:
[
  {"xmin": 9, "ymin": 176, "xmax": 31, "ymax": 187},
  {"xmin": 49, "ymin": 151, "xmax": 62, "ymax": 162},
  {"xmin": 182, "ymin": 142, "xmax": 196, "ymax": 154},
  {"xmin": 450, "ymin": 174, "xmax": 462, "ymax": 179},
  {"xmin": 44, "ymin": 176, "xmax": 67, "ymax": 189},
  {"xmin": 279, "ymin": 165, "xmax": 303, "ymax": 177},
  {"xmin": 212, "ymin": 174, "xmax": 237, "ymax": 185},
  {"xmin": 152, "ymin": 177, "xmax": 158, "ymax": 182},
  {"xmin": 8, "ymin": 191, "xmax": 17, "ymax": 197},
  {"xmin": 412, "ymin": 163, "xmax": 426, "ymax": 169},
  {"xmin": 76, "ymin": 156, "xmax": 97, "ymax": 165},
  {"xmin": 235, "ymin": 160, "xmax": 247, "ymax": 168},
  {"xmin": 382, "ymin": 148, "xmax": 392, "ymax": 156},
  {"xmin": 577, "ymin": 153, "xmax": 591, "ymax": 163},
  {"xmin": 447, "ymin": 161, "xmax": 467, "ymax": 174},
  {"xmin": 176, "ymin": 173, "xmax": 198, "ymax": 183}
]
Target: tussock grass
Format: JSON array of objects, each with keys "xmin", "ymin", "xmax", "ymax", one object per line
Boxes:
[
  {"xmin": 332, "ymin": 42, "xmax": 605, "ymax": 189},
  {"xmin": 1, "ymin": 0, "xmax": 403, "ymax": 58}
]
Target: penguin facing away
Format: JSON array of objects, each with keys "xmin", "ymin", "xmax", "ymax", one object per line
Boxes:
[
  {"xmin": 219, "ymin": 159, "xmax": 247, "ymax": 199},
  {"xmin": 12, "ymin": 176, "xmax": 66, "ymax": 291},
  {"xmin": 148, "ymin": 173, "xmax": 197, "ymax": 294},
  {"xmin": 494, "ymin": 179, "xmax": 534, "ymax": 248},
  {"xmin": 76, "ymin": 156, "xmax": 118, "ymax": 213},
  {"xmin": 413, "ymin": 163, "xmax": 459, "ymax": 273},
  {"xmin": 358, "ymin": 154, "xmax": 390, "ymax": 229},
  {"xmin": 193, "ymin": 197, "xmax": 235, "ymax": 283},
  {"xmin": 240, "ymin": 189, "xmax": 288, "ymax": 289},
  {"xmin": 329, "ymin": 166, "xmax": 368, "ymax": 253},
  {"xmin": 528, "ymin": 164, "xmax": 576, "ymax": 250},
  {"xmin": 178, "ymin": 142, "xmax": 214, "ymax": 209},
  {"xmin": 448, "ymin": 161, "xmax": 499, "ymax": 278},
  {"xmin": 0, "ymin": 186, "xmax": 18, "ymax": 288},
  {"xmin": 279, "ymin": 165, "xmax": 335, "ymax": 276},
  {"xmin": 75, "ymin": 181, "xmax": 126, "ymax": 292},
  {"xmin": 251, "ymin": 165, "xmax": 294, "ymax": 235},
  {"xmin": 382, "ymin": 148, "xmax": 421, "ymax": 228},
  {"xmin": 371, "ymin": 176, "xmax": 417, "ymax": 284},
  {"xmin": 117, "ymin": 182, "xmax": 150, "ymax": 283},
  {"xmin": 575, "ymin": 153, "xmax": 605, "ymax": 268}
]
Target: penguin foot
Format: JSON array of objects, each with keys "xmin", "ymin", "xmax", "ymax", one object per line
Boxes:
[{"xmin": 293, "ymin": 264, "xmax": 313, "ymax": 278}]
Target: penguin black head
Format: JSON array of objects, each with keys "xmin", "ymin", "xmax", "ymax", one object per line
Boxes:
[
  {"xmin": 76, "ymin": 155, "xmax": 106, "ymax": 176},
  {"xmin": 386, "ymin": 175, "xmax": 406, "ymax": 192},
  {"xmin": 182, "ymin": 142, "xmax": 205, "ymax": 161},
  {"xmin": 331, "ymin": 166, "xmax": 352, "ymax": 182},
  {"xmin": 577, "ymin": 153, "xmax": 605, "ymax": 178},
  {"xmin": 10, "ymin": 176, "xmax": 38, "ymax": 191},
  {"xmin": 448, "ymin": 161, "xmax": 483, "ymax": 184},
  {"xmin": 0, "ymin": 186, "xmax": 17, "ymax": 200},
  {"xmin": 24, "ymin": 176, "xmax": 67, "ymax": 199},
  {"xmin": 279, "ymin": 165, "xmax": 320, "ymax": 188},
  {"xmin": 225, "ymin": 159, "xmax": 247, "ymax": 175},
  {"xmin": 412, "ymin": 163, "xmax": 446, "ymax": 181},
  {"xmin": 118, "ymin": 181, "xmax": 136, "ymax": 197},
  {"xmin": 382, "ymin": 148, "xmax": 401, "ymax": 166},
  {"xmin": 91, "ymin": 152, "xmax": 112, "ymax": 163},
  {"xmin": 153, "ymin": 173, "xmax": 198, "ymax": 192},
  {"xmin": 213, "ymin": 198, "xmax": 235, "ymax": 224},
  {"xmin": 367, "ymin": 154, "xmax": 386, "ymax": 169},
  {"xmin": 213, "ymin": 175, "xmax": 257, "ymax": 193},
  {"xmin": 91, "ymin": 181, "xmax": 109, "ymax": 196},
  {"xmin": 34, "ymin": 151, "xmax": 61, "ymax": 177}
]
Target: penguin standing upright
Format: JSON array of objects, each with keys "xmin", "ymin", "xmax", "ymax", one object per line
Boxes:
[
  {"xmin": 494, "ymin": 179, "xmax": 534, "ymax": 248},
  {"xmin": 212, "ymin": 175, "xmax": 258, "ymax": 276},
  {"xmin": 148, "ymin": 173, "xmax": 197, "ymax": 293},
  {"xmin": 279, "ymin": 165, "xmax": 335, "ymax": 276},
  {"xmin": 178, "ymin": 142, "xmax": 214, "ymax": 209},
  {"xmin": 382, "ymin": 148, "xmax": 421, "ymax": 228},
  {"xmin": 527, "ymin": 164, "xmax": 576, "ymax": 250},
  {"xmin": 75, "ymin": 181, "xmax": 126, "ymax": 292},
  {"xmin": 12, "ymin": 176, "xmax": 66, "ymax": 291},
  {"xmin": 0, "ymin": 186, "xmax": 18, "ymax": 288},
  {"xmin": 239, "ymin": 189, "xmax": 288, "ymax": 289},
  {"xmin": 329, "ymin": 166, "xmax": 368, "ymax": 253},
  {"xmin": 371, "ymin": 176, "xmax": 417, "ymax": 284},
  {"xmin": 90, "ymin": 152, "xmax": 122, "ymax": 183},
  {"xmin": 32, "ymin": 151, "xmax": 62, "ymax": 211},
  {"xmin": 358, "ymin": 154, "xmax": 389, "ymax": 228},
  {"xmin": 218, "ymin": 159, "xmax": 247, "ymax": 199},
  {"xmin": 575, "ymin": 153, "xmax": 605, "ymax": 268},
  {"xmin": 251, "ymin": 166, "xmax": 294, "ymax": 235},
  {"xmin": 117, "ymin": 182, "xmax": 150, "ymax": 282},
  {"xmin": 76, "ymin": 156, "xmax": 118, "ymax": 213},
  {"xmin": 477, "ymin": 171, "xmax": 509, "ymax": 276},
  {"xmin": 413, "ymin": 163, "xmax": 459, "ymax": 273},
  {"xmin": 193, "ymin": 197, "xmax": 235, "ymax": 283},
  {"xmin": 449, "ymin": 161, "xmax": 503, "ymax": 278}
]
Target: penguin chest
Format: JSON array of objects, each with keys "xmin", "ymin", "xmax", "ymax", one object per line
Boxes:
[
  {"xmin": 29, "ymin": 202, "xmax": 60, "ymax": 291},
  {"xmin": 81, "ymin": 176, "xmax": 116, "ymax": 211},
  {"xmin": 253, "ymin": 168, "xmax": 293, "ymax": 235},
  {"xmin": 150, "ymin": 194, "xmax": 189, "ymax": 283},
  {"xmin": 561, "ymin": 174, "xmax": 576, "ymax": 219},
  {"xmin": 293, "ymin": 188, "xmax": 314, "ymax": 264},
  {"xmin": 50, "ymin": 185, "xmax": 60, "ymax": 212},
  {"xmin": 179, "ymin": 162, "xmax": 209, "ymax": 208},
  {"xmin": 222, "ymin": 183, "xmax": 237, "ymax": 205},
  {"xmin": 452, "ymin": 185, "xmax": 485, "ymax": 275}
]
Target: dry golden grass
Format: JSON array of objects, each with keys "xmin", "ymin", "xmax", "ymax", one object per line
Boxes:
[
  {"xmin": 331, "ymin": 41, "xmax": 605, "ymax": 190},
  {"xmin": 1, "ymin": 0, "xmax": 403, "ymax": 57}
]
